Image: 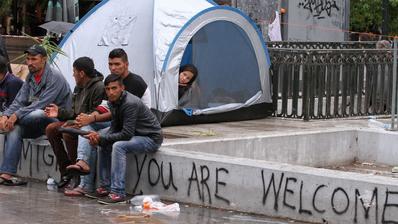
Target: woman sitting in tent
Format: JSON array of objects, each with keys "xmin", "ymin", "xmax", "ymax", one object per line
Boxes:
[
  {"xmin": 178, "ymin": 64, "xmax": 202, "ymax": 108},
  {"xmin": 178, "ymin": 64, "xmax": 198, "ymax": 99}
]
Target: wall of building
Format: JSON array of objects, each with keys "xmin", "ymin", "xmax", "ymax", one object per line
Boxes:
[{"xmin": 284, "ymin": 0, "xmax": 349, "ymax": 41}]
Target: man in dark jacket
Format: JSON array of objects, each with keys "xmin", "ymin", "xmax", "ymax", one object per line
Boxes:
[
  {"xmin": 45, "ymin": 57, "xmax": 105, "ymax": 188},
  {"xmin": 63, "ymin": 48, "xmax": 151, "ymax": 196},
  {"xmin": 67, "ymin": 74, "xmax": 162, "ymax": 203},
  {"xmin": 0, "ymin": 44, "xmax": 72, "ymax": 185},
  {"xmin": 0, "ymin": 35, "xmax": 12, "ymax": 73},
  {"xmin": 0, "ymin": 55, "xmax": 23, "ymax": 112}
]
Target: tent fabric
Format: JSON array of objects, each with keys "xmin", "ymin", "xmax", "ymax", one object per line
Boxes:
[
  {"xmin": 54, "ymin": 0, "xmax": 272, "ymax": 123},
  {"xmin": 55, "ymin": 0, "xmax": 155, "ymax": 92},
  {"xmin": 156, "ymin": 7, "xmax": 271, "ymax": 113}
]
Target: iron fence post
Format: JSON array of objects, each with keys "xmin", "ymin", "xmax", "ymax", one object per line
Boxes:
[{"xmin": 391, "ymin": 38, "xmax": 398, "ymax": 130}]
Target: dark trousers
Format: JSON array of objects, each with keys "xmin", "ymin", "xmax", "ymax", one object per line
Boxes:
[{"xmin": 46, "ymin": 121, "xmax": 78, "ymax": 177}]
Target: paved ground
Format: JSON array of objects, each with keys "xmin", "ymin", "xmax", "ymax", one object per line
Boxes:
[{"xmin": 0, "ymin": 181, "xmax": 307, "ymax": 224}]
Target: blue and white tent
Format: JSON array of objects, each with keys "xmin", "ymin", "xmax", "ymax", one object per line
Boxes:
[{"xmin": 54, "ymin": 0, "xmax": 272, "ymax": 125}]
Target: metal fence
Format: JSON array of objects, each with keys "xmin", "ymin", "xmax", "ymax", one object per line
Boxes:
[{"xmin": 268, "ymin": 41, "xmax": 396, "ymax": 120}]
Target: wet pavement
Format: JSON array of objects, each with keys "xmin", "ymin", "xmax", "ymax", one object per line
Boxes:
[{"xmin": 0, "ymin": 181, "xmax": 308, "ymax": 224}]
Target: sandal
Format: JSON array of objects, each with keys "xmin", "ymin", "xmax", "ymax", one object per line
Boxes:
[
  {"xmin": 2, "ymin": 177, "xmax": 28, "ymax": 186},
  {"xmin": 66, "ymin": 162, "xmax": 90, "ymax": 176},
  {"xmin": 64, "ymin": 187, "xmax": 86, "ymax": 197}
]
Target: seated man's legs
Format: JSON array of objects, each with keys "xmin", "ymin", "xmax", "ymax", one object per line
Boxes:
[
  {"xmin": 46, "ymin": 121, "xmax": 70, "ymax": 177},
  {"xmin": 73, "ymin": 123, "xmax": 110, "ymax": 192},
  {"xmin": 110, "ymin": 136, "xmax": 161, "ymax": 197},
  {"xmin": 0, "ymin": 110, "xmax": 57, "ymax": 177},
  {"xmin": 98, "ymin": 143, "xmax": 112, "ymax": 192}
]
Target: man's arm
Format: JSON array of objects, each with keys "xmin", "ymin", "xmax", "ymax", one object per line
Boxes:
[
  {"xmin": 98, "ymin": 103, "xmax": 137, "ymax": 146},
  {"xmin": 5, "ymin": 77, "xmax": 24, "ymax": 109},
  {"xmin": 140, "ymin": 88, "xmax": 151, "ymax": 108},
  {"xmin": 13, "ymin": 73, "xmax": 70, "ymax": 119},
  {"xmin": 3, "ymin": 81, "xmax": 29, "ymax": 117},
  {"xmin": 88, "ymin": 84, "xmax": 105, "ymax": 114}
]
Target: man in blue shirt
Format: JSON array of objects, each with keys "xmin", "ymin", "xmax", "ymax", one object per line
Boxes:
[
  {"xmin": 0, "ymin": 56, "xmax": 23, "ymax": 112},
  {"xmin": 0, "ymin": 45, "xmax": 72, "ymax": 185}
]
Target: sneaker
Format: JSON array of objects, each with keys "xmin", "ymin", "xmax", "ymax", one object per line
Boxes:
[
  {"xmin": 98, "ymin": 193, "xmax": 126, "ymax": 204},
  {"xmin": 85, "ymin": 187, "xmax": 109, "ymax": 199}
]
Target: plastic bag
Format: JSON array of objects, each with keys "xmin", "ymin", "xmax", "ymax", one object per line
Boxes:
[{"xmin": 143, "ymin": 197, "xmax": 180, "ymax": 211}]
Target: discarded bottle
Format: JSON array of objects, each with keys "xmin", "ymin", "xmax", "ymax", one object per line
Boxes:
[
  {"xmin": 46, "ymin": 177, "xmax": 57, "ymax": 191},
  {"xmin": 128, "ymin": 195, "xmax": 160, "ymax": 206},
  {"xmin": 368, "ymin": 119, "xmax": 391, "ymax": 129}
]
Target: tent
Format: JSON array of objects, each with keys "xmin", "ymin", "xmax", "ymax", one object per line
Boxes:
[{"xmin": 54, "ymin": 0, "xmax": 272, "ymax": 126}]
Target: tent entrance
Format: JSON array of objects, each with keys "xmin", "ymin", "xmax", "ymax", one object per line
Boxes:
[{"xmin": 179, "ymin": 20, "xmax": 262, "ymax": 112}]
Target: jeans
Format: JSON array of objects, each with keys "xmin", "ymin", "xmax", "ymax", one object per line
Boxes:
[
  {"xmin": 0, "ymin": 110, "xmax": 57, "ymax": 175},
  {"xmin": 99, "ymin": 136, "xmax": 161, "ymax": 196},
  {"xmin": 77, "ymin": 122, "xmax": 110, "ymax": 191}
]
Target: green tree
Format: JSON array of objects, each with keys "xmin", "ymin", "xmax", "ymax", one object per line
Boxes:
[
  {"xmin": 0, "ymin": 0, "xmax": 12, "ymax": 17},
  {"xmin": 350, "ymin": 0, "xmax": 398, "ymax": 36}
]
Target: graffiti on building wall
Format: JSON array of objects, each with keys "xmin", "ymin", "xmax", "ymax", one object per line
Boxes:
[
  {"xmin": 236, "ymin": 0, "xmax": 278, "ymax": 23},
  {"xmin": 298, "ymin": 0, "xmax": 340, "ymax": 19}
]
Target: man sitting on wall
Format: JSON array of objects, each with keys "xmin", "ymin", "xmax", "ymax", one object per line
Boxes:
[
  {"xmin": 0, "ymin": 55, "xmax": 23, "ymax": 112},
  {"xmin": 0, "ymin": 44, "xmax": 72, "ymax": 185},
  {"xmin": 67, "ymin": 74, "xmax": 163, "ymax": 203},
  {"xmin": 63, "ymin": 48, "xmax": 151, "ymax": 196},
  {"xmin": 45, "ymin": 57, "xmax": 105, "ymax": 189}
]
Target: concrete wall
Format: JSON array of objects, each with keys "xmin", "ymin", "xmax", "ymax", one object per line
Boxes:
[
  {"xmin": 357, "ymin": 130, "xmax": 398, "ymax": 166},
  {"xmin": 127, "ymin": 149, "xmax": 398, "ymax": 224},
  {"xmin": 165, "ymin": 130, "xmax": 358, "ymax": 167},
  {"xmin": 1, "ymin": 128, "xmax": 398, "ymax": 223},
  {"xmin": 0, "ymin": 137, "xmax": 59, "ymax": 181},
  {"xmin": 235, "ymin": 0, "xmax": 280, "ymax": 40},
  {"xmin": 284, "ymin": 0, "xmax": 349, "ymax": 41}
]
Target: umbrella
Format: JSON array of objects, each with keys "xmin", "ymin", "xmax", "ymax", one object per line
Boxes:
[{"xmin": 39, "ymin": 21, "xmax": 74, "ymax": 35}]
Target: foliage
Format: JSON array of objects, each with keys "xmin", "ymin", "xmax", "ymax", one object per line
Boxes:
[
  {"xmin": 11, "ymin": 33, "xmax": 67, "ymax": 66},
  {"xmin": 350, "ymin": 0, "xmax": 398, "ymax": 36},
  {"xmin": 0, "ymin": 0, "xmax": 12, "ymax": 17}
]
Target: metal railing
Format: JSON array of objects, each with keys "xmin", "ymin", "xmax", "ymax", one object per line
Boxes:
[
  {"xmin": 268, "ymin": 42, "xmax": 396, "ymax": 120},
  {"xmin": 268, "ymin": 41, "xmax": 378, "ymax": 50}
]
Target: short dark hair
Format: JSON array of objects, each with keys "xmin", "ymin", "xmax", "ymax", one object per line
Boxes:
[
  {"xmin": 108, "ymin": 48, "xmax": 128, "ymax": 62},
  {"xmin": 73, "ymin": 57, "xmax": 95, "ymax": 77},
  {"xmin": 179, "ymin": 64, "xmax": 198, "ymax": 85},
  {"xmin": 0, "ymin": 55, "xmax": 8, "ymax": 74},
  {"xmin": 104, "ymin": 73, "xmax": 124, "ymax": 86}
]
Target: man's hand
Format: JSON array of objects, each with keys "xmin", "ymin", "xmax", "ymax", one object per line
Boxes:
[
  {"xmin": 85, "ymin": 131, "xmax": 100, "ymax": 146},
  {"xmin": 62, "ymin": 120, "xmax": 79, "ymax": 129},
  {"xmin": 44, "ymin": 104, "xmax": 59, "ymax": 118},
  {"xmin": 5, "ymin": 114, "xmax": 17, "ymax": 131},
  {"xmin": 76, "ymin": 113, "xmax": 95, "ymax": 128},
  {"xmin": 0, "ymin": 116, "xmax": 8, "ymax": 130}
]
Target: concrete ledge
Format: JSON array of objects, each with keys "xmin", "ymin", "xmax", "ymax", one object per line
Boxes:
[
  {"xmin": 127, "ymin": 148, "xmax": 398, "ymax": 224},
  {"xmin": 165, "ymin": 128, "xmax": 398, "ymax": 167},
  {"xmin": 0, "ymin": 135, "xmax": 58, "ymax": 181},
  {"xmin": 1, "ymin": 127, "xmax": 398, "ymax": 223}
]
